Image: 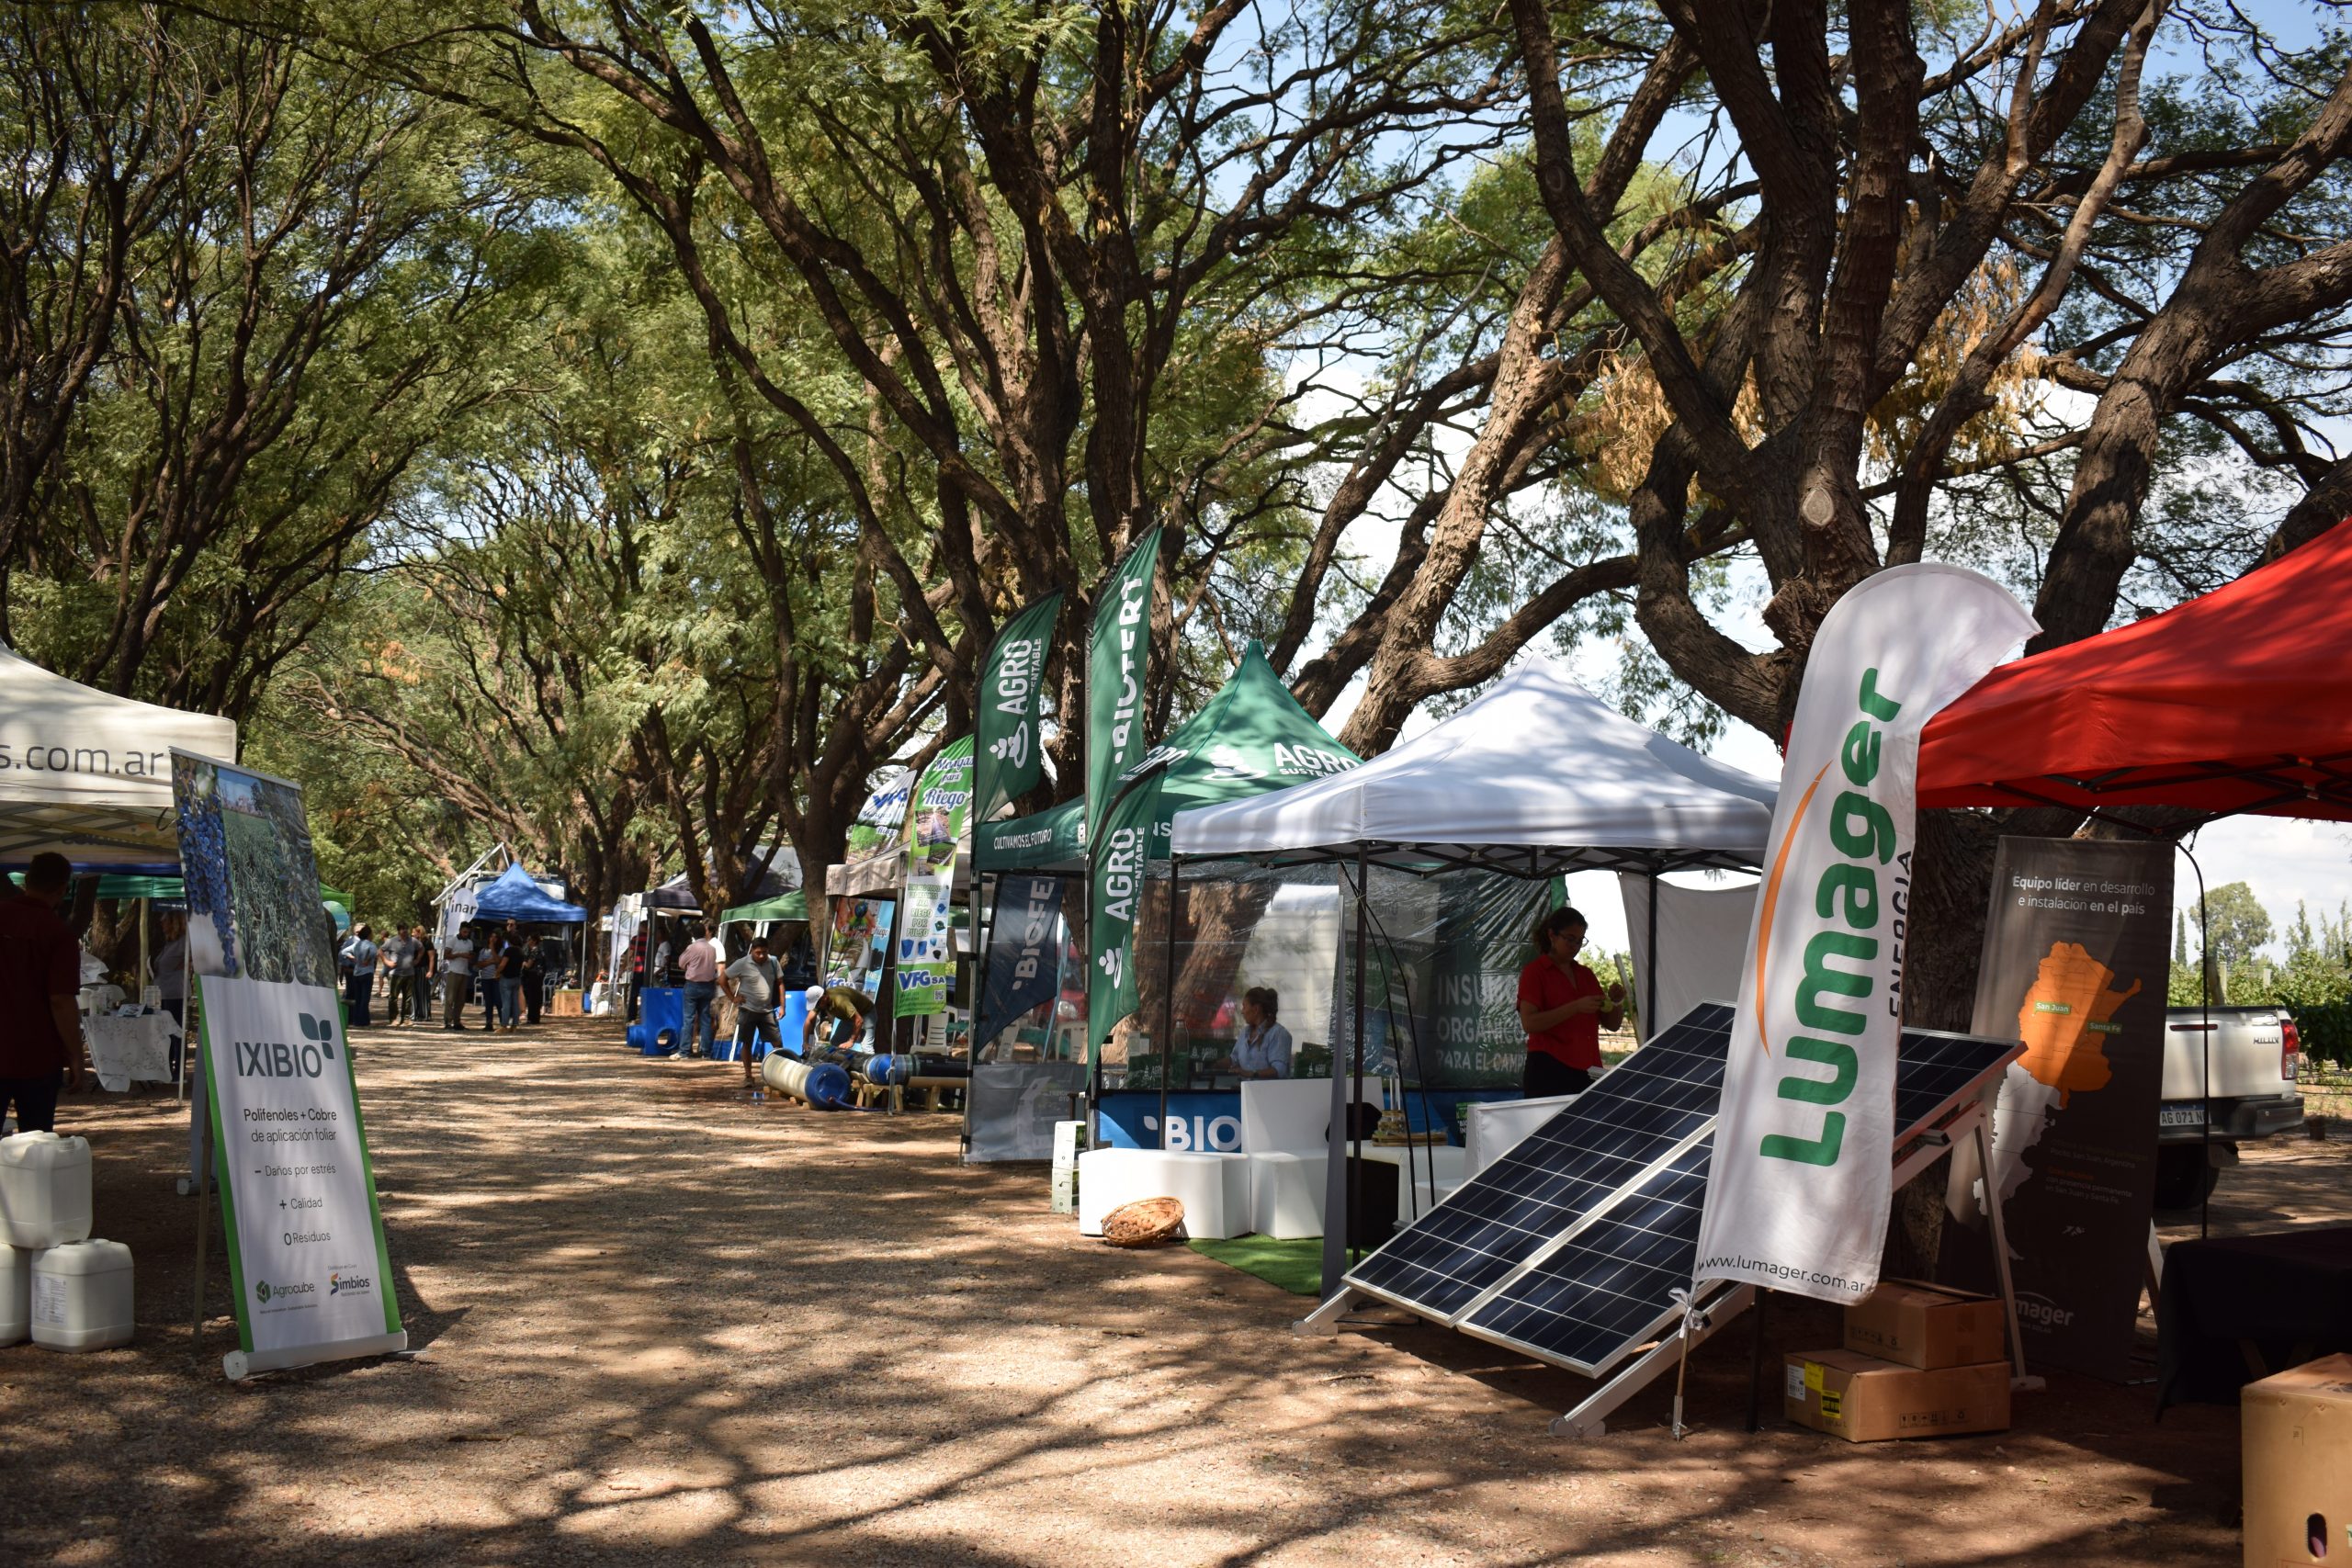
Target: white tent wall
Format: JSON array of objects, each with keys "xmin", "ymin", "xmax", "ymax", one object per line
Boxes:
[
  {"xmin": 1617, "ymin": 876, "xmax": 1758, "ymax": 1043},
  {"xmin": 0, "ymin": 645, "xmax": 238, "ymax": 866}
]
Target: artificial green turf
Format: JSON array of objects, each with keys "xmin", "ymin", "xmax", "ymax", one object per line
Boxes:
[{"xmin": 1188, "ymin": 1235, "xmax": 1324, "ymax": 1295}]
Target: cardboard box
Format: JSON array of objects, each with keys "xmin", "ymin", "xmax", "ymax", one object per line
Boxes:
[
  {"xmin": 2243, "ymin": 1353, "xmax": 2352, "ymax": 1568},
  {"xmin": 1783, "ymin": 1348, "xmax": 2010, "ymax": 1442},
  {"xmin": 1843, "ymin": 1278, "xmax": 2007, "ymax": 1370}
]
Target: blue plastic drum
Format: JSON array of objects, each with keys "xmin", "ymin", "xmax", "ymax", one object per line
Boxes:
[{"xmin": 805, "ymin": 1062, "xmax": 853, "ymax": 1108}]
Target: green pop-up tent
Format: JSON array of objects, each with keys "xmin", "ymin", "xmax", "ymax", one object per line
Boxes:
[
  {"xmin": 1086, "ymin": 641, "xmax": 1358, "ymax": 1058},
  {"xmin": 718, "ymin": 890, "xmax": 807, "ymax": 927},
  {"xmin": 974, "ymin": 796, "xmax": 1086, "ymax": 874}
]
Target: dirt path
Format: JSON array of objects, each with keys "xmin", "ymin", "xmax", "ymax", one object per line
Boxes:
[{"xmin": 2, "ymin": 1016, "xmax": 2310, "ymax": 1565}]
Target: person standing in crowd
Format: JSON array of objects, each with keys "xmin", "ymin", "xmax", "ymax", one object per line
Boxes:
[
  {"xmin": 0, "ymin": 853, "xmax": 90, "ymax": 1132},
  {"xmin": 154, "ymin": 910, "xmax": 188, "ymax": 1081},
  {"xmin": 520, "ymin": 934, "xmax": 546, "ymax": 1026},
  {"xmin": 495, "ymin": 929, "xmax": 523, "ymax": 1032},
  {"xmin": 475, "ymin": 931, "xmax": 503, "ymax": 1031},
  {"xmin": 343, "ymin": 924, "xmax": 379, "ymax": 1028},
  {"xmin": 626, "ymin": 928, "xmax": 647, "ymax": 1021},
  {"xmin": 411, "ymin": 926, "xmax": 436, "ymax": 1025},
  {"xmin": 651, "ymin": 927, "xmax": 675, "ymax": 989},
  {"xmin": 1514, "ymin": 906, "xmax": 1623, "ymax": 1099},
  {"xmin": 383, "ymin": 925, "xmax": 420, "ymax": 1027},
  {"xmin": 679, "ymin": 923, "xmax": 720, "ymax": 1058},
  {"xmin": 1217, "ymin": 987, "xmax": 1294, "ymax": 1079},
  {"xmin": 438, "ymin": 922, "xmax": 475, "ymax": 1030},
  {"xmin": 724, "ymin": 934, "xmax": 785, "ymax": 1095}
]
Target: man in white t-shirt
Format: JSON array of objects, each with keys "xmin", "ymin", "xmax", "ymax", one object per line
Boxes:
[
  {"xmin": 438, "ymin": 928, "xmax": 476, "ymax": 1031},
  {"xmin": 723, "ymin": 935, "xmax": 784, "ymax": 1094}
]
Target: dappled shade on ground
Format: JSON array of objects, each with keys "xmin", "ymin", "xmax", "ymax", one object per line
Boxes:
[{"xmin": 0, "ymin": 1016, "xmax": 2314, "ymax": 1564}]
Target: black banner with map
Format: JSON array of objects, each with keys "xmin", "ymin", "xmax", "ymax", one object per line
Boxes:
[{"xmin": 1939, "ymin": 836, "xmax": 2173, "ymax": 1381}]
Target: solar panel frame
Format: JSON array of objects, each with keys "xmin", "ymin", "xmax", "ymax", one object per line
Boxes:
[
  {"xmin": 1457, "ymin": 1135, "xmax": 1718, "ymax": 1375},
  {"xmin": 1348, "ymin": 1010, "xmax": 2023, "ymax": 1378},
  {"xmin": 1341, "ymin": 1003, "xmax": 1736, "ymax": 1322}
]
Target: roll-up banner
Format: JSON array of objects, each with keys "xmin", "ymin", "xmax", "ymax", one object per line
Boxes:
[
  {"xmin": 171, "ymin": 750, "xmax": 405, "ymax": 1379},
  {"xmin": 1084, "ymin": 527, "xmax": 1162, "ymax": 841},
  {"xmin": 975, "ymin": 592, "xmax": 1062, "ymax": 822},
  {"xmin": 1692, "ymin": 566, "xmax": 2034, "ymax": 1306},
  {"xmin": 896, "ymin": 737, "xmax": 973, "ymax": 1020},
  {"xmin": 1939, "ymin": 835, "xmax": 2172, "ymax": 1380},
  {"xmin": 976, "ymin": 874, "xmax": 1066, "ymax": 1046}
]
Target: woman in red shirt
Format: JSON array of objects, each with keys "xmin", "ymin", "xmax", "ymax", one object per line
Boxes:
[{"xmin": 1515, "ymin": 906, "xmax": 1624, "ymax": 1099}]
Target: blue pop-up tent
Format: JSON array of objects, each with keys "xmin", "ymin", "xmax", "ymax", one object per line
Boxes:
[{"xmin": 469, "ymin": 862, "xmax": 585, "ymax": 922}]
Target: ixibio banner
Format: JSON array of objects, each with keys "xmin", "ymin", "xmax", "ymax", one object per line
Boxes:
[{"xmin": 173, "ymin": 750, "xmax": 404, "ymax": 1378}]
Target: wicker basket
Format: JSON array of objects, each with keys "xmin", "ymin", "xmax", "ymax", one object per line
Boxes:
[{"xmin": 1101, "ymin": 1196, "xmax": 1187, "ymax": 1247}]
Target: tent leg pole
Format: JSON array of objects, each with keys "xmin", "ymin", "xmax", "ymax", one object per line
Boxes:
[
  {"xmin": 960, "ymin": 870, "xmax": 991, "ymax": 1158},
  {"xmin": 1159, "ymin": 860, "xmax": 1178, "ymax": 1150},
  {"xmin": 1645, "ymin": 866, "xmax": 1658, "ymax": 1043},
  {"xmin": 1349, "ymin": 848, "xmax": 1369, "ymax": 1264},
  {"xmin": 189, "ymin": 988, "xmax": 210, "ymax": 1353}
]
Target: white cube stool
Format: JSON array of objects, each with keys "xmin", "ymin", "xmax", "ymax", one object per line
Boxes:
[
  {"xmin": 1238, "ymin": 1078, "xmax": 1370, "ymax": 1240},
  {"xmin": 1077, "ymin": 1148, "xmax": 1249, "ymax": 1240}
]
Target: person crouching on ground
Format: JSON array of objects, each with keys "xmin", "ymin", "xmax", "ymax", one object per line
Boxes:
[
  {"xmin": 724, "ymin": 935, "xmax": 784, "ymax": 1094},
  {"xmin": 1515, "ymin": 906, "xmax": 1623, "ymax": 1099}
]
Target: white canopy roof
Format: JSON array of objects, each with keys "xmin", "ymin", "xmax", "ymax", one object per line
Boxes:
[
  {"xmin": 1169, "ymin": 660, "xmax": 1779, "ymax": 875},
  {"xmin": 0, "ymin": 645, "xmax": 238, "ymax": 868}
]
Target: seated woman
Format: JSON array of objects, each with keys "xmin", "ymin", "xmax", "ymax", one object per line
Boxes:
[{"xmin": 1216, "ymin": 987, "xmax": 1293, "ymax": 1080}]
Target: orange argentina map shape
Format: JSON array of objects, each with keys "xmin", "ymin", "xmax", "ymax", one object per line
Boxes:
[{"xmin": 2013, "ymin": 941, "xmax": 2141, "ymax": 1105}]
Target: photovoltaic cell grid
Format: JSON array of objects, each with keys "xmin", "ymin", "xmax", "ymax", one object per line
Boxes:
[
  {"xmin": 1343, "ymin": 1002, "xmax": 1736, "ymax": 1320},
  {"xmin": 1354, "ymin": 1013, "xmax": 2020, "ymax": 1376},
  {"xmin": 1463, "ymin": 1134, "xmax": 1716, "ymax": 1371}
]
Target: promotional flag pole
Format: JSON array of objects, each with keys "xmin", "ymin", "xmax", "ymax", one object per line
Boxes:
[{"xmin": 1159, "ymin": 857, "xmax": 1180, "ymax": 1150}]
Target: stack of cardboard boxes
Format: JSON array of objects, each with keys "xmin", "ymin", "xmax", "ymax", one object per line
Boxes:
[
  {"xmin": 2241, "ymin": 1353, "xmax": 2352, "ymax": 1568},
  {"xmin": 1784, "ymin": 1280, "xmax": 2012, "ymax": 1442}
]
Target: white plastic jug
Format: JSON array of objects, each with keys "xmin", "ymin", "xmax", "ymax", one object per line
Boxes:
[
  {"xmin": 30, "ymin": 1239, "xmax": 133, "ymax": 1351},
  {"xmin": 0, "ymin": 1132, "xmax": 93, "ymax": 1248},
  {"xmin": 0, "ymin": 1243, "xmax": 30, "ymax": 1346}
]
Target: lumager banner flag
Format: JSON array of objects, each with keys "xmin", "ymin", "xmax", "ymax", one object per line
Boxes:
[
  {"xmin": 1085, "ymin": 527, "xmax": 1162, "ymax": 840},
  {"xmin": 172, "ymin": 750, "xmax": 404, "ymax": 1378},
  {"xmin": 1692, "ymin": 566, "xmax": 2034, "ymax": 1306},
  {"xmin": 1939, "ymin": 835, "xmax": 2173, "ymax": 1380},
  {"xmin": 975, "ymin": 592, "xmax": 1061, "ymax": 822}
]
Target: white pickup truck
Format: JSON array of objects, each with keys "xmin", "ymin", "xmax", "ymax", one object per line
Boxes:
[{"xmin": 2158, "ymin": 1005, "xmax": 2305, "ymax": 1208}]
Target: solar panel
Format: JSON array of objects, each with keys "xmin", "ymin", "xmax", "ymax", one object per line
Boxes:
[
  {"xmin": 1893, "ymin": 1027, "xmax": 2020, "ymax": 1135},
  {"xmin": 1462, "ymin": 1134, "xmax": 1715, "ymax": 1373},
  {"xmin": 1343, "ymin": 1002, "xmax": 1735, "ymax": 1320},
  {"xmin": 1347, "ymin": 1006, "xmax": 2021, "ymax": 1376}
]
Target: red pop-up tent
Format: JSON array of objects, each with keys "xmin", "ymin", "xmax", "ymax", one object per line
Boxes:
[{"xmin": 1918, "ymin": 522, "xmax": 2352, "ymax": 823}]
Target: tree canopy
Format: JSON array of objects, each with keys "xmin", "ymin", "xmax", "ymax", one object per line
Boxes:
[{"xmin": 2, "ymin": 0, "xmax": 2346, "ymax": 959}]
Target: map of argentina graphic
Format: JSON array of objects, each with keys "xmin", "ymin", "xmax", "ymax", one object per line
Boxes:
[{"xmin": 1990, "ymin": 942, "xmax": 2143, "ymax": 1207}]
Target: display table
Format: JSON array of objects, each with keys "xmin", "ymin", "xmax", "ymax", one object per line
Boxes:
[
  {"xmin": 85, "ymin": 1010, "xmax": 178, "ymax": 1090},
  {"xmin": 2157, "ymin": 1225, "xmax": 2352, "ymax": 1408}
]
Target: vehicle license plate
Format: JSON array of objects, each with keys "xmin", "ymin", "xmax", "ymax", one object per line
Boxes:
[{"xmin": 2159, "ymin": 1102, "xmax": 2209, "ymax": 1128}]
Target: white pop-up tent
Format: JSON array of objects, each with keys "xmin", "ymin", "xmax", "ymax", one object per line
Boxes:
[
  {"xmin": 0, "ymin": 644, "xmax": 238, "ymax": 869},
  {"xmin": 1166, "ymin": 659, "xmax": 1781, "ymax": 1302},
  {"xmin": 1170, "ymin": 660, "xmax": 1776, "ymax": 874}
]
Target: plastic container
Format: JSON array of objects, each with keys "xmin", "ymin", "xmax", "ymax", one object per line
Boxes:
[
  {"xmin": 0, "ymin": 1243, "xmax": 30, "ymax": 1346},
  {"xmin": 0, "ymin": 1131, "xmax": 94, "ymax": 1248},
  {"xmin": 30, "ymin": 1238, "xmax": 133, "ymax": 1351}
]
